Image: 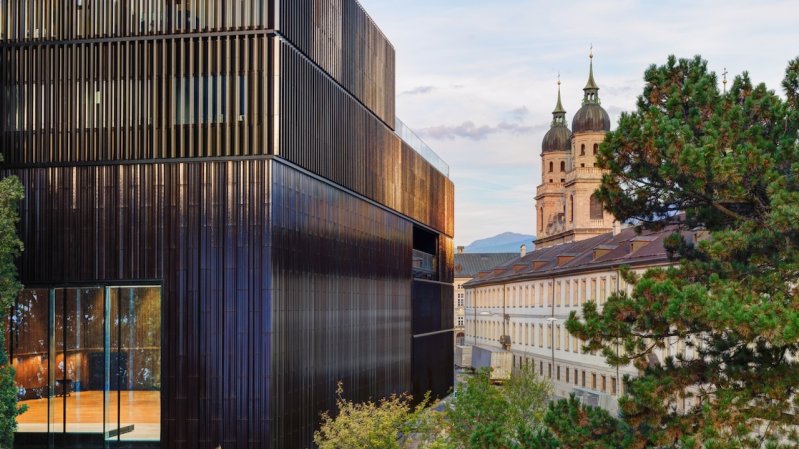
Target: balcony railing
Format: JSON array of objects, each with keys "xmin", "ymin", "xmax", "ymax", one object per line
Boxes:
[
  {"xmin": 412, "ymin": 249, "xmax": 437, "ymax": 280},
  {"xmin": 396, "ymin": 118, "xmax": 450, "ymax": 177}
]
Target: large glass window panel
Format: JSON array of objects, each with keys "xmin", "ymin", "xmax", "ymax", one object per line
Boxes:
[
  {"xmin": 10, "ymin": 285, "xmax": 161, "ymax": 447},
  {"xmin": 108, "ymin": 287, "xmax": 161, "ymax": 442},
  {"xmin": 53, "ymin": 287, "xmax": 105, "ymax": 440},
  {"xmin": 11, "ymin": 289, "xmax": 53, "ymax": 435}
]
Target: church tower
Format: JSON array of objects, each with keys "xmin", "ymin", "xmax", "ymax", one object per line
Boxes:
[
  {"xmin": 534, "ymin": 79, "xmax": 571, "ymax": 241},
  {"xmin": 535, "ymin": 50, "xmax": 615, "ymax": 248}
]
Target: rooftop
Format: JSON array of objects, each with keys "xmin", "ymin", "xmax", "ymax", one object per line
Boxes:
[
  {"xmin": 463, "ymin": 224, "xmax": 692, "ymax": 288},
  {"xmin": 396, "ymin": 118, "xmax": 450, "ymax": 177},
  {"xmin": 455, "ymin": 253, "xmax": 520, "ymax": 278}
]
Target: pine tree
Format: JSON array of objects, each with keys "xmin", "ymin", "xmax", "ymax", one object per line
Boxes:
[
  {"xmin": 542, "ymin": 394, "xmax": 633, "ymax": 449},
  {"xmin": 0, "ymin": 157, "xmax": 24, "ymax": 449},
  {"xmin": 567, "ymin": 55, "xmax": 799, "ymax": 448}
]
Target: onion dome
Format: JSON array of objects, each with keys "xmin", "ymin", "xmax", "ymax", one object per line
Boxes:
[
  {"xmin": 542, "ymin": 80, "xmax": 572, "ymax": 153},
  {"xmin": 572, "ymin": 51, "xmax": 611, "ymax": 133}
]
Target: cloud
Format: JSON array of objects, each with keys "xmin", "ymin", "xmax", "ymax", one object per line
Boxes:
[
  {"xmin": 507, "ymin": 106, "xmax": 530, "ymax": 121},
  {"xmin": 401, "ymin": 85, "xmax": 435, "ymax": 95},
  {"xmin": 417, "ymin": 120, "xmax": 545, "ymax": 141}
]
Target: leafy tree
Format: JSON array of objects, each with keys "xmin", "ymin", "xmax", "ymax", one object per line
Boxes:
[
  {"xmin": 313, "ymin": 383, "xmax": 446, "ymax": 449},
  {"xmin": 0, "ymin": 157, "xmax": 24, "ymax": 448},
  {"xmin": 567, "ymin": 55, "xmax": 799, "ymax": 448},
  {"xmin": 447, "ymin": 366, "xmax": 551, "ymax": 449}
]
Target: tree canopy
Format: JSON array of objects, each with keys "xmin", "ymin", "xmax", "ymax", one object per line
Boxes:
[
  {"xmin": 0, "ymin": 158, "xmax": 24, "ymax": 448},
  {"xmin": 567, "ymin": 55, "xmax": 799, "ymax": 448}
]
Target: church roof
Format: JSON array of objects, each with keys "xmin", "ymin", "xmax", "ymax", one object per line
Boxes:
[
  {"xmin": 572, "ymin": 51, "xmax": 611, "ymax": 133},
  {"xmin": 572, "ymin": 103, "xmax": 611, "ymax": 133},
  {"xmin": 543, "ymin": 81, "xmax": 572, "ymax": 153}
]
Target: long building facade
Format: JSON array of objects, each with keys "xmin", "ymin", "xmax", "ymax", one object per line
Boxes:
[{"xmin": 0, "ymin": 2, "xmax": 455, "ymax": 448}]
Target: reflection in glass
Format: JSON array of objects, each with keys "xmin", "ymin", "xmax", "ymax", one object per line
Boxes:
[
  {"xmin": 11, "ymin": 289, "xmax": 51, "ymax": 434},
  {"xmin": 108, "ymin": 287, "xmax": 161, "ymax": 442},
  {"xmin": 53, "ymin": 288, "xmax": 105, "ymax": 436},
  {"xmin": 10, "ymin": 286, "xmax": 161, "ymax": 445}
]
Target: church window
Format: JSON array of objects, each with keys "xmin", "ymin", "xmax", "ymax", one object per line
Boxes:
[
  {"xmin": 590, "ymin": 194, "xmax": 603, "ymax": 220},
  {"xmin": 580, "ymin": 144, "xmax": 585, "ymax": 156},
  {"xmin": 549, "ymin": 161, "xmax": 554, "ymax": 172},
  {"xmin": 539, "ymin": 208, "xmax": 544, "ymax": 232},
  {"xmin": 593, "ymin": 143, "xmax": 598, "ymax": 155},
  {"xmin": 560, "ymin": 161, "xmax": 565, "ymax": 172},
  {"xmin": 569, "ymin": 195, "xmax": 574, "ymax": 222}
]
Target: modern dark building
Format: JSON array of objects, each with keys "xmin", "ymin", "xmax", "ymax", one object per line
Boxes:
[{"xmin": 0, "ymin": 2, "xmax": 454, "ymax": 448}]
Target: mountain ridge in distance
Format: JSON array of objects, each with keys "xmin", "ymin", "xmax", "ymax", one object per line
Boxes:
[{"xmin": 464, "ymin": 232, "xmax": 535, "ymax": 254}]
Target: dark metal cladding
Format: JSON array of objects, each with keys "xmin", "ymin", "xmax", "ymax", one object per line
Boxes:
[
  {"xmin": 572, "ymin": 103, "xmax": 611, "ymax": 133},
  {"xmin": 277, "ymin": 0, "xmax": 396, "ymax": 127},
  {"xmin": 1, "ymin": 0, "xmax": 454, "ymax": 448},
  {"xmin": 274, "ymin": 37, "xmax": 452, "ymax": 236},
  {"xmin": 541, "ymin": 126, "xmax": 572, "ymax": 153}
]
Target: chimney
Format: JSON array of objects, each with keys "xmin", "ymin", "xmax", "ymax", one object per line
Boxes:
[
  {"xmin": 457, "ymin": 246, "xmax": 465, "ymax": 254},
  {"xmin": 520, "ymin": 244, "xmax": 527, "ymax": 258},
  {"xmin": 612, "ymin": 220, "xmax": 621, "ymax": 236}
]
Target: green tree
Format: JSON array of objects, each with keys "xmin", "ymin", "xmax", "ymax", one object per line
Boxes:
[
  {"xmin": 446, "ymin": 366, "xmax": 551, "ymax": 449},
  {"xmin": 0, "ymin": 157, "xmax": 24, "ymax": 448},
  {"xmin": 313, "ymin": 383, "xmax": 446, "ymax": 449},
  {"xmin": 567, "ymin": 55, "xmax": 799, "ymax": 448},
  {"xmin": 542, "ymin": 394, "xmax": 632, "ymax": 449}
]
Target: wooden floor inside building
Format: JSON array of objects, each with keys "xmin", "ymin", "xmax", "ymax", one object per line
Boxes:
[{"xmin": 16, "ymin": 390, "xmax": 160, "ymax": 441}]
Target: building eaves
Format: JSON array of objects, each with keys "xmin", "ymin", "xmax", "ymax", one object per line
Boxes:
[{"xmin": 463, "ymin": 225, "xmax": 679, "ymax": 288}]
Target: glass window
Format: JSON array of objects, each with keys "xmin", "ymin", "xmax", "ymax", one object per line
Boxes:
[{"xmin": 10, "ymin": 286, "xmax": 161, "ymax": 443}]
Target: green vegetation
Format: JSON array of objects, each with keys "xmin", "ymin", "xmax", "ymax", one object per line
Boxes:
[
  {"xmin": 313, "ymin": 383, "xmax": 446, "ymax": 449},
  {"xmin": 0, "ymin": 157, "xmax": 24, "ymax": 448},
  {"xmin": 446, "ymin": 366, "xmax": 551, "ymax": 449},
  {"xmin": 566, "ymin": 55, "xmax": 799, "ymax": 448},
  {"xmin": 315, "ymin": 367, "xmax": 635, "ymax": 449}
]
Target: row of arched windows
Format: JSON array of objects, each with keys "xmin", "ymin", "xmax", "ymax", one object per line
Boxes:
[
  {"xmin": 548, "ymin": 160, "xmax": 567, "ymax": 173},
  {"xmin": 579, "ymin": 143, "xmax": 599, "ymax": 156}
]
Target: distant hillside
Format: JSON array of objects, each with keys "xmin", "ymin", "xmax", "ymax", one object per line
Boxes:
[{"xmin": 465, "ymin": 232, "xmax": 535, "ymax": 254}]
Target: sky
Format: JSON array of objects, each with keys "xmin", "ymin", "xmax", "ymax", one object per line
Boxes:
[{"xmin": 358, "ymin": 0, "xmax": 799, "ymax": 247}]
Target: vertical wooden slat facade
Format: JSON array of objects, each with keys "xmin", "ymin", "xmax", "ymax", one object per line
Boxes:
[{"xmin": 1, "ymin": 1, "xmax": 454, "ymax": 448}]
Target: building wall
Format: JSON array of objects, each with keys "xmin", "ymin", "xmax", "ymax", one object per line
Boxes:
[
  {"xmin": 0, "ymin": 0, "xmax": 395, "ymax": 127},
  {"xmin": 3, "ymin": 156, "xmax": 449, "ymax": 448},
  {"xmin": 1, "ymin": 1, "xmax": 454, "ymax": 447},
  {"xmin": 454, "ymin": 277, "xmax": 468, "ymax": 344},
  {"xmin": 465, "ymin": 267, "xmax": 659, "ymax": 414}
]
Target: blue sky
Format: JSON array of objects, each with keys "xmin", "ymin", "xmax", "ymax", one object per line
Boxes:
[{"xmin": 358, "ymin": 0, "xmax": 799, "ymax": 246}]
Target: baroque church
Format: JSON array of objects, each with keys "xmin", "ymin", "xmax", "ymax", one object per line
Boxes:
[{"xmin": 535, "ymin": 52, "xmax": 616, "ymax": 248}]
